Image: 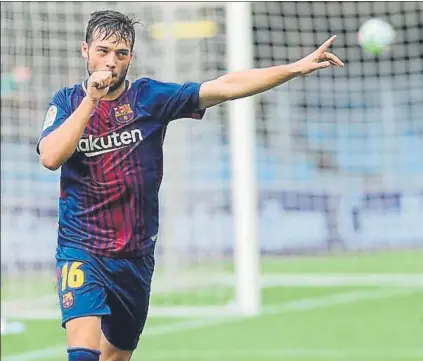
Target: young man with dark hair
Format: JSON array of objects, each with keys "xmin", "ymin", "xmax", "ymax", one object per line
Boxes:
[{"xmin": 37, "ymin": 9, "xmax": 343, "ymax": 361}]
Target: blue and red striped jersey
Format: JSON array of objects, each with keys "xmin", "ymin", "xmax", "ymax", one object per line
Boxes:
[{"xmin": 37, "ymin": 78, "xmax": 205, "ymax": 257}]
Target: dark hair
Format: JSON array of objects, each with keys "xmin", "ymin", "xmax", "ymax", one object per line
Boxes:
[{"xmin": 85, "ymin": 10, "xmax": 140, "ymax": 51}]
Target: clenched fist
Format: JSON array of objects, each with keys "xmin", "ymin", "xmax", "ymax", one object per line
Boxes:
[{"xmin": 86, "ymin": 71, "xmax": 113, "ymax": 102}]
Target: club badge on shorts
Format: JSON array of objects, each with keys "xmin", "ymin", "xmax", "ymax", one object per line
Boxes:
[
  {"xmin": 114, "ymin": 104, "xmax": 134, "ymax": 124},
  {"xmin": 62, "ymin": 291, "xmax": 74, "ymax": 309}
]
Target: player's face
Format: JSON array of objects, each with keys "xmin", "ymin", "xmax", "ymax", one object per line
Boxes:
[{"xmin": 81, "ymin": 33, "xmax": 133, "ymax": 93}]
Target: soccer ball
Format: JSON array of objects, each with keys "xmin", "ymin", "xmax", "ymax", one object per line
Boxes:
[{"xmin": 358, "ymin": 18, "xmax": 395, "ymax": 55}]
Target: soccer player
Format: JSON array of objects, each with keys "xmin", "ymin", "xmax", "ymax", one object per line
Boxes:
[{"xmin": 37, "ymin": 9, "xmax": 344, "ymax": 361}]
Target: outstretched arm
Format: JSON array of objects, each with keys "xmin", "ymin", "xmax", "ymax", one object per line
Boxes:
[{"xmin": 198, "ymin": 35, "xmax": 344, "ymax": 109}]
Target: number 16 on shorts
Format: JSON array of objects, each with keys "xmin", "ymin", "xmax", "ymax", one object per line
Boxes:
[
  {"xmin": 57, "ymin": 261, "xmax": 86, "ymax": 310},
  {"xmin": 59, "ymin": 262, "xmax": 85, "ymax": 291}
]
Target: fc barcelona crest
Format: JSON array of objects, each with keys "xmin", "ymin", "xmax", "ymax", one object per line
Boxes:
[
  {"xmin": 62, "ymin": 291, "xmax": 74, "ymax": 309},
  {"xmin": 114, "ymin": 104, "xmax": 134, "ymax": 124}
]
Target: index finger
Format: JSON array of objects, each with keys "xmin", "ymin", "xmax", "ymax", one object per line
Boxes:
[{"xmin": 319, "ymin": 35, "xmax": 337, "ymax": 52}]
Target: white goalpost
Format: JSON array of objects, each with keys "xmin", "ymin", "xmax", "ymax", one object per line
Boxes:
[{"xmin": 226, "ymin": 2, "xmax": 260, "ymax": 316}]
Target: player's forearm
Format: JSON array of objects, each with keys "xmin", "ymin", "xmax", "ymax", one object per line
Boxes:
[
  {"xmin": 39, "ymin": 97, "xmax": 98, "ymax": 170},
  {"xmin": 220, "ymin": 63, "xmax": 301, "ymax": 100}
]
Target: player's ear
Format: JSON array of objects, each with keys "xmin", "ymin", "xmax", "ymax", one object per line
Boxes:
[{"xmin": 81, "ymin": 41, "xmax": 89, "ymax": 60}]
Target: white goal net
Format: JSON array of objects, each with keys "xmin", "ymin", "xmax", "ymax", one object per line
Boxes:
[{"xmin": 1, "ymin": 1, "xmax": 422, "ymax": 322}]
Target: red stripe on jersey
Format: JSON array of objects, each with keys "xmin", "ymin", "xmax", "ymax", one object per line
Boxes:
[
  {"xmin": 157, "ymin": 126, "xmax": 167, "ymax": 190},
  {"xmin": 99, "ymin": 102, "xmax": 117, "ymax": 251},
  {"xmin": 60, "ymin": 182, "xmax": 65, "ymax": 198},
  {"xmin": 113, "ymin": 126, "xmax": 128, "ymax": 252},
  {"xmin": 91, "ymin": 106, "xmax": 103, "ymax": 249},
  {"xmin": 131, "ymin": 141, "xmax": 145, "ymax": 254}
]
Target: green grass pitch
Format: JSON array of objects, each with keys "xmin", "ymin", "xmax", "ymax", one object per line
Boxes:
[{"xmin": 2, "ymin": 249, "xmax": 423, "ymax": 361}]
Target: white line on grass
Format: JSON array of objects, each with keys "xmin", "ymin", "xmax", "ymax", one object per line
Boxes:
[
  {"xmin": 3, "ymin": 288, "xmax": 418, "ymax": 361},
  {"xmin": 144, "ymin": 287, "xmax": 417, "ymax": 335},
  {"xmin": 5, "ymin": 273, "xmax": 423, "ymax": 319},
  {"xmin": 2, "ymin": 347, "xmax": 64, "ymax": 361}
]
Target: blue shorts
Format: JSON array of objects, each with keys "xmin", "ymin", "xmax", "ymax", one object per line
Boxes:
[{"xmin": 56, "ymin": 245, "xmax": 155, "ymax": 351}]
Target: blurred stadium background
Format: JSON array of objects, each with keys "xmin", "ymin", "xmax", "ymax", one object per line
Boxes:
[{"xmin": 1, "ymin": 2, "xmax": 422, "ymax": 361}]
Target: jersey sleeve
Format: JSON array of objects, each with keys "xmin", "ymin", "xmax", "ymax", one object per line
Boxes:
[
  {"xmin": 146, "ymin": 79, "xmax": 206, "ymax": 123},
  {"xmin": 36, "ymin": 88, "xmax": 71, "ymax": 154}
]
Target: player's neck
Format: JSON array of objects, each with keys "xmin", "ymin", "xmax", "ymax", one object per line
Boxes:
[{"xmin": 101, "ymin": 80, "xmax": 128, "ymax": 102}]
